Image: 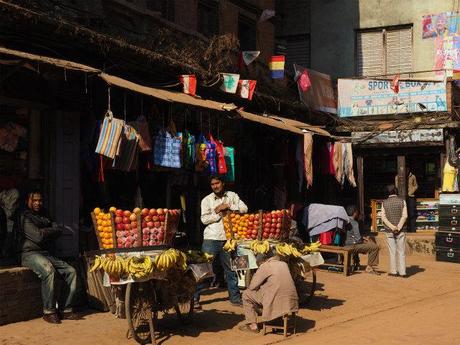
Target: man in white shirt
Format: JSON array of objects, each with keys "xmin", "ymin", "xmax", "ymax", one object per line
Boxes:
[{"xmin": 194, "ymin": 176, "xmax": 248, "ymax": 309}]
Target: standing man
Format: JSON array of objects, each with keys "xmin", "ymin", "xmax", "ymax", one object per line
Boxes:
[
  {"xmin": 19, "ymin": 190, "xmax": 78, "ymax": 323},
  {"xmin": 395, "ymin": 169, "xmax": 418, "ymax": 232},
  {"xmin": 381, "ymin": 185, "xmax": 408, "ymax": 277},
  {"xmin": 195, "ymin": 175, "xmax": 248, "ymax": 309},
  {"xmin": 344, "ymin": 205, "xmax": 380, "ymax": 275}
]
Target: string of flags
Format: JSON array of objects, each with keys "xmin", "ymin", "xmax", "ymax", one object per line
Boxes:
[
  {"xmin": 179, "ymin": 75, "xmax": 197, "ymax": 96},
  {"xmin": 269, "ymin": 55, "xmax": 285, "ymax": 79}
]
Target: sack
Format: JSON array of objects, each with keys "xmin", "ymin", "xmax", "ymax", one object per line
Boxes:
[
  {"xmin": 195, "ymin": 134, "xmax": 208, "ymax": 172},
  {"xmin": 95, "ymin": 111, "xmax": 125, "ymax": 159},
  {"xmin": 212, "ymin": 136, "xmax": 227, "ymax": 174},
  {"xmin": 153, "ymin": 129, "xmax": 181, "ymax": 168},
  {"xmin": 224, "ymin": 147, "xmax": 235, "ymax": 182},
  {"xmin": 130, "ymin": 116, "xmax": 152, "ymax": 152},
  {"xmin": 206, "ymin": 135, "xmax": 218, "ymax": 175}
]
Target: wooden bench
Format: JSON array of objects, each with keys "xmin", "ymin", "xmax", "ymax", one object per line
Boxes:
[
  {"xmin": 318, "ymin": 245, "xmax": 353, "ymax": 276},
  {"xmin": 262, "ymin": 313, "xmax": 297, "ymax": 337}
]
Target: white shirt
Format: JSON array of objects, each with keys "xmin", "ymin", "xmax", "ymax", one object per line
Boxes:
[{"xmin": 201, "ymin": 191, "xmax": 248, "ymax": 240}]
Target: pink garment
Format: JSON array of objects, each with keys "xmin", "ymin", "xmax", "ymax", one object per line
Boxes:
[{"xmin": 319, "ymin": 230, "xmax": 334, "ymax": 245}]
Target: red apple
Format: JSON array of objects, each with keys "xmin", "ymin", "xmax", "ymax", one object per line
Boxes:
[
  {"xmin": 159, "ymin": 215, "xmax": 165, "ymax": 222},
  {"xmin": 129, "ymin": 214, "xmax": 137, "ymax": 222},
  {"xmin": 147, "ymin": 221, "xmax": 154, "ymax": 228},
  {"xmin": 142, "ymin": 228, "xmax": 150, "ymax": 235},
  {"xmin": 251, "ymin": 233, "xmax": 257, "ymax": 239},
  {"xmin": 116, "ymin": 231, "xmax": 123, "ymax": 237},
  {"xmin": 116, "ymin": 209, "xmax": 123, "ymax": 217},
  {"xmin": 157, "ymin": 233, "xmax": 164, "ymax": 241},
  {"xmin": 124, "ymin": 224, "xmax": 131, "ymax": 231},
  {"xmin": 114, "ymin": 216, "xmax": 123, "ymax": 224},
  {"xmin": 117, "ymin": 238, "xmax": 123, "ymax": 246},
  {"xmin": 157, "ymin": 208, "xmax": 164, "ymax": 215},
  {"xmin": 122, "ymin": 217, "xmax": 130, "ymax": 224},
  {"xmin": 251, "ymin": 229, "xmax": 257, "ymax": 235},
  {"xmin": 148, "ymin": 240, "xmax": 155, "ymax": 246},
  {"xmin": 141, "ymin": 208, "xmax": 149, "ymax": 216},
  {"xmin": 141, "ymin": 221, "xmax": 147, "ymax": 228},
  {"xmin": 276, "ymin": 223, "xmax": 282, "ymax": 229},
  {"xmin": 134, "ymin": 240, "xmax": 141, "ymax": 247},
  {"xmin": 123, "ymin": 210, "xmax": 131, "ymax": 217},
  {"xmin": 116, "ymin": 224, "xmax": 124, "ymax": 231},
  {"xmin": 131, "ymin": 221, "xmax": 138, "ymax": 228},
  {"xmin": 154, "ymin": 221, "xmax": 161, "ymax": 228},
  {"xmin": 143, "ymin": 234, "xmax": 149, "ymax": 241},
  {"xmin": 149, "ymin": 208, "xmax": 157, "ymax": 216},
  {"xmin": 152, "ymin": 216, "xmax": 159, "ymax": 222}
]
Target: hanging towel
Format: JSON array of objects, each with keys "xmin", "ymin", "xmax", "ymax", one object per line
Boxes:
[
  {"xmin": 343, "ymin": 143, "xmax": 357, "ymax": 187},
  {"xmin": 304, "ymin": 133, "xmax": 313, "ymax": 188},
  {"xmin": 95, "ymin": 111, "xmax": 124, "ymax": 159},
  {"xmin": 333, "ymin": 142, "xmax": 344, "ymax": 184}
]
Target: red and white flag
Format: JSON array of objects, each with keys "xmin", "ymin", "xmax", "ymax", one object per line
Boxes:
[
  {"xmin": 237, "ymin": 80, "xmax": 257, "ymax": 100},
  {"xmin": 179, "ymin": 75, "xmax": 197, "ymax": 96},
  {"xmin": 295, "ymin": 69, "xmax": 312, "ymax": 92},
  {"xmin": 391, "ymin": 74, "xmax": 400, "ymax": 93}
]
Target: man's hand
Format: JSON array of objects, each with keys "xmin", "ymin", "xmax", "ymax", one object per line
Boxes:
[
  {"xmin": 215, "ymin": 203, "xmax": 230, "ymax": 214},
  {"xmin": 362, "ymin": 236, "xmax": 369, "ymax": 243}
]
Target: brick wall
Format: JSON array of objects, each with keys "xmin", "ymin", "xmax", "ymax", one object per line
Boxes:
[{"xmin": 0, "ymin": 267, "xmax": 42, "ymax": 325}]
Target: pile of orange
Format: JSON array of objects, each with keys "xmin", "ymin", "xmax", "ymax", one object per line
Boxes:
[
  {"xmin": 94, "ymin": 207, "xmax": 114, "ymax": 249},
  {"xmin": 224, "ymin": 213, "xmax": 258, "ymax": 240}
]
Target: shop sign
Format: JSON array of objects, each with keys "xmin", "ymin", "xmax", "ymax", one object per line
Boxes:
[
  {"xmin": 294, "ymin": 64, "xmax": 337, "ymax": 114},
  {"xmin": 351, "ymin": 128, "xmax": 444, "ymax": 144},
  {"xmin": 338, "ymin": 79, "xmax": 447, "ymax": 117}
]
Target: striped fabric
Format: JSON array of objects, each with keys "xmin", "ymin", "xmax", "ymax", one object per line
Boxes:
[
  {"xmin": 154, "ymin": 130, "xmax": 182, "ymax": 169},
  {"xmin": 95, "ymin": 112, "xmax": 125, "ymax": 159},
  {"xmin": 112, "ymin": 125, "xmax": 139, "ymax": 171},
  {"xmin": 269, "ymin": 55, "xmax": 285, "ymax": 79}
]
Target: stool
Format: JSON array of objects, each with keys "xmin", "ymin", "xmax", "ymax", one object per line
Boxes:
[{"xmin": 262, "ymin": 313, "xmax": 296, "ymax": 337}]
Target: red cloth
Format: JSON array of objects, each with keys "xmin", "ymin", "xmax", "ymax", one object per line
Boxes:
[
  {"xmin": 211, "ymin": 135, "xmax": 227, "ymax": 174},
  {"xmin": 319, "ymin": 230, "xmax": 334, "ymax": 245},
  {"xmin": 319, "ymin": 142, "xmax": 335, "ymax": 175}
]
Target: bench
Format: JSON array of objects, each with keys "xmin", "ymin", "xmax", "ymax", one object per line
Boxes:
[
  {"xmin": 318, "ymin": 245, "xmax": 353, "ymax": 276},
  {"xmin": 262, "ymin": 313, "xmax": 297, "ymax": 337}
]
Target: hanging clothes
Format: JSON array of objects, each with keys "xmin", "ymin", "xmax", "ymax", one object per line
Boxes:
[
  {"xmin": 304, "ymin": 133, "xmax": 313, "ymax": 188},
  {"xmin": 442, "ymin": 161, "xmax": 457, "ymax": 192},
  {"xmin": 295, "ymin": 138, "xmax": 304, "ymax": 192},
  {"xmin": 212, "ymin": 136, "xmax": 227, "ymax": 175},
  {"xmin": 180, "ymin": 130, "xmax": 196, "ymax": 170},
  {"xmin": 224, "ymin": 147, "xmax": 235, "ymax": 182},
  {"xmin": 113, "ymin": 125, "xmax": 139, "ymax": 171},
  {"xmin": 343, "ymin": 143, "xmax": 357, "ymax": 187},
  {"xmin": 195, "ymin": 134, "xmax": 208, "ymax": 172},
  {"xmin": 319, "ymin": 142, "xmax": 335, "ymax": 175},
  {"xmin": 205, "ymin": 135, "xmax": 217, "ymax": 175},
  {"xmin": 333, "ymin": 142, "xmax": 344, "ymax": 184}
]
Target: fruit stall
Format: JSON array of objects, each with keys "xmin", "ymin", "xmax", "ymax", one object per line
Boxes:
[
  {"xmin": 88, "ymin": 207, "xmax": 213, "ymax": 345},
  {"xmin": 222, "ymin": 209, "xmax": 322, "ymax": 305}
]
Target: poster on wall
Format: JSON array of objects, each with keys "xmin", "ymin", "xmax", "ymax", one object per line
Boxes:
[
  {"xmin": 293, "ymin": 64, "xmax": 337, "ymax": 114},
  {"xmin": 422, "ymin": 12, "xmax": 458, "ymax": 39},
  {"xmin": 338, "ymin": 79, "xmax": 447, "ymax": 117},
  {"xmin": 434, "ymin": 35, "xmax": 460, "ymax": 75}
]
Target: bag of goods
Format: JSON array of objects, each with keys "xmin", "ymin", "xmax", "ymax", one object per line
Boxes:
[
  {"xmin": 260, "ymin": 210, "xmax": 290, "ymax": 240},
  {"xmin": 92, "ymin": 208, "xmax": 115, "ymax": 249},
  {"xmin": 113, "ymin": 208, "xmax": 141, "ymax": 248},
  {"xmin": 223, "ymin": 213, "xmax": 259, "ymax": 240},
  {"xmin": 140, "ymin": 208, "xmax": 181, "ymax": 246}
]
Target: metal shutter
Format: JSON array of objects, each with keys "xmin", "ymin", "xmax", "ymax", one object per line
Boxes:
[
  {"xmin": 286, "ymin": 36, "xmax": 310, "ymax": 72},
  {"xmin": 385, "ymin": 27, "xmax": 413, "ymax": 75},
  {"xmin": 356, "ymin": 30, "xmax": 384, "ymax": 76}
]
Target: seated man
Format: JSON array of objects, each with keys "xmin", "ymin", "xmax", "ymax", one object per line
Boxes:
[
  {"xmin": 240, "ymin": 252, "xmax": 298, "ymax": 333},
  {"xmin": 19, "ymin": 190, "xmax": 78, "ymax": 324},
  {"xmin": 345, "ymin": 205, "xmax": 380, "ymax": 275}
]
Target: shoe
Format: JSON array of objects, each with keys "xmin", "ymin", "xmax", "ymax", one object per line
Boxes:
[
  {"xmin": 60, "ymin": 312, "xmax": 81, "ymax": 320},
  {"xmin": 43, "ymin": 313, "xmax": 61, "ymax": 324},
  {"xmin": 230, "ymin": 300, "xmax": 243, "ymax": 307},
  {"xmin": 238, "ymin": 324, "xmax": 259, "ymax": 333},
  {"xmin": 388, "ymin": 273, "xmax": 399, "ymax": 277}
]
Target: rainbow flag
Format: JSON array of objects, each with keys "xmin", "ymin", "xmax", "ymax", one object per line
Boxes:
[{"xmin": 269, "ymin": 55, "xmax": 285, "ymax": 79}]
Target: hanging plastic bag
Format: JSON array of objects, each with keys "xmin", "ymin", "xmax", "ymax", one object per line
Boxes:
[
  {"xmin": 95, "ymin": 111, "xmax": 125, "ymax": 159},
  {"xmin": 179, "ymin": 130, "xmax": 195, "ymax": 170},
  {"xmin": 154, "ymin": 129, "xmax": 181, "ymax": 169},
  {"xmin": 206, "ymin": 135, "xmax": 218, "ymax": 175},
  {"xmin": 211, "ymin": 135, "xmax": 227, "ymax": 174},
  {"xmin": 130, "ymin": 115, "xmax": 152, "ymax": 152},
  {"xmin": 113, "ymin": 125, "xmax": 139, "ymax": 171},
  {"xmin": 224, "ymin": 146, "xmax": 235, "ymax": 182},
  {"xmin": 195, "ymin": 134, "xmax": 208, "ymax": 172}
]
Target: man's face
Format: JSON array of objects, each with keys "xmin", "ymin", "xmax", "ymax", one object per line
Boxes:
[
  {"xmin": 211, "ymin": 179, "xmax": 224, "ymax": 195},
  {"xmin": 29, "ymin": 193, "xmax": 43, "ymax": 212}
]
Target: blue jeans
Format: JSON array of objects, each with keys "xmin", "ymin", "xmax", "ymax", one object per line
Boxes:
[
  {"xmin": 22, "ymin": 252, "xmax": 77, "ymax": 315},
  {"xmin": 194, "ymin": 240, "xmax": 241, "ymax": 304}
]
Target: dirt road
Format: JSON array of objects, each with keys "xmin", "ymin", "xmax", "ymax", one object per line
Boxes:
[{"xmin": 1, "ymin": 253, "xmax": 460, "ymax": 345}]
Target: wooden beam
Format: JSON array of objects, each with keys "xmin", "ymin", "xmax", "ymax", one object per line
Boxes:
[
  {"xmin": 397, "ymin": 155, "xmax": 407, "ymax": 198},
  {"xmin": 357, "ymin": 156, "xmax": 365, "ymax": 221}
]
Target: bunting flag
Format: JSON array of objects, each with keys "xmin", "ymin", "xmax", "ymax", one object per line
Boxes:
[
  {"xmin": 269, "ymin": 55, "xmax": 285, "ymax": 79},
  {"xmin": 295, "ymin": 69, "xmax": 312, "ymax": 92},
  {"xmin": 220, "ymin": 73, "xmax": 240, "ymax": 93},
  {"xmin": 179, "ymin": 75, "xmax": 197, "ymax": 96},
  {"xmin": 237, "ymin": 80, "xmax": 257, "ymax": 100},
  {"xmin": 391, "ymin": 74, "xmax": 400, "ymax": 93},
  {"xmin": 242, "ymin": 51, "xmax": 260, "ymax": 65}
]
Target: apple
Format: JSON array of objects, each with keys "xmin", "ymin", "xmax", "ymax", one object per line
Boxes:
[
  {"xmin": 134, "ymin": 240, "xmax": 141, "ymax": 247},
  {"xmin": 141, "ymin": 221, "xmax": 147, "ymax": 228},
  {"xmin": 143, "ymin": 234, "xmax": 149, "ymax": 241},
  {"xmin": 122, "ymin": 217, "xmax": 130, "ymax": 224},
  {"xmin": 115, "ymin": 230, "xmax": 122, "ymax": 237},
  {"xmin": 251, "ymin": 233, "xmax": 257, "ymax": 239},
  {"xmin": 159, "ymin": 215, "xmax": 165, "ymax": 222},
  {"xmin": 116, "ymin": 209, "xmax": 123, "ymax": 217},
  {"xmin": 144, "ymin": 215, "xmax": 152, "ymax": 222},
  {"xmin": 149, "ymin": 240, "xmax": 155, "ymax": 246},
  {"xmin": 251, "ymin": 229, "xmax": 257, "ymax": 235},
  {"xmin": 163, "ymin": 208, "xmax": 168, "ymax": 214},
  {"xmin": 141, "ymin": 208, "xmax": 149, "ymax": 216},
  {"xmin": 116, "ymin": 224, "xmax": 124, "ymax": 231},
  {"xmin": 124, "ymin": 224, "xmax": 131, "ymax": 231},
  {"xmin": 154, "ymin": 221, "xmax": 161, "ymax": 228},
  {"xmin": 124, "ymin": 242, "xmax": 131, "ymax": 248},
  {"xmin": 117, "ymin": 238, "xmax": 123, "ymax": 245},
  {"xmin": 142, "ymin": 228, "xmax": 150, "ymax": 235},
  {"xmin": 133, "ymin": 207, "xmax": 141, "ymax": 215},
  {"xmin": 129, "ymin": 214, "xmax": 137, "ymax": 222},
  {"xmin": 131, "ymin": 222, "xmax": 138, "ymax": 229},
  {"xmin": 147, "ymin": 221, "xmax": 154, "ymax": 228},
  {"xmin": 115, "ymin": 216, "xmax": 123, "ymax": 224},
  {"xmin": 157, "ymin": 233, "xmax": 164, "ymax": 241},
  {"xmin": 276, "ymin": 223, "xmax": 282, "ymax": 229},
  {"xmin": 152, "ymin": 216, "xmax": 159, "ymax": 222},
  {"xmin": 123, "ymin": 210, "xmax": 131, "ymax": 217},
  {"xmin": 149, "ymin": 208, "xmax": 157, "ymax": 216},
  {"xmin": 271, "ymin": 218, "xmax": 277, "ymax": 223},
  {"xmin": 157, "ymin": 208, "xmax": 164, "ymax": 215},
  {"xmin": 159, "ymin": 226, "xmax": 165, "ymax": 232}
]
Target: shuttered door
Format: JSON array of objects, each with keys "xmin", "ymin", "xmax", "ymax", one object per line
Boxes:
[
  {"xmin": 286, "ymin": 36, "xmax": 310, "ymax": 72},
  {"xmin": 385, "ymin": 27, "xmax": 413, "ymax": 75},
  {"xmin": 356, "ymin": 30, "xmax": 384, "ymax": 76}
]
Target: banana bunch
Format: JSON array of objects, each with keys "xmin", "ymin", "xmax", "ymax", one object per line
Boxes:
[
  {"xmin": 223, "ymin": 239, "xmax": 238, "ymax": 252},
  {"xmin": 185, "ymin": 250, "xmax": 214, "ymax": 263},
  {"xmin": 275, "ymin": 243, "xmax": 292, "ymax": 257},
  {"xmin": 203, "ymin": 252, "xmax": 214, "ymax": 262},
  {"xmin": 154, "ymin": 248, "xmax": 185, "ymax": 271},
  {"xmin": 90, "ymin": 255, "xmax": 128, "ymax": 278},
  {"xmin": 302, "ymin": 241, "xmax": 321, "ymax": 254},
  {"xmin": 250, "ymin": 240, "xmax": 270, "ymax": 254},
  {"xmin": 127, "ymin": 255, "xmax": 154, "ymax": 280}
]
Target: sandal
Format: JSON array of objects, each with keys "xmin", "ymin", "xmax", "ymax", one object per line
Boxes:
[
  {"xmin": 238, "ymin": 325, "xmax": 259, "ymax": 333},
  {"xmin": 365, "ymin": 268, "xmax": 381, "ymax": 275}
]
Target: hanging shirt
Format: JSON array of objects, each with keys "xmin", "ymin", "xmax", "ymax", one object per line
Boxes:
[{"xmin": 201, "ymin": 191, "xmax": 248, "ymax": 240}]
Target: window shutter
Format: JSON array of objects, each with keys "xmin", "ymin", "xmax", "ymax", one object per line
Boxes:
[
  {"xmin": 356, "ymin": 31, "xmax": 384, "ymax": 76},
  {"xmin": 286, "ymin": 35, "xmax": 310, "ymax": 73},
  {"xmin": 385, "ymin": 27, "xmax": 413, "ymax": 75}
]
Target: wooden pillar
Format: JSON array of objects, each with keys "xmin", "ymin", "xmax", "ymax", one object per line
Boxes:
[
  {"xmin": 397, "ymin": 155, "xmax": 407, "ymax": 198},
  {"xmin": 28, "ymin": 109, "xmax": 41, "ymax": 179},
  {"xmin": 357, "ymin": 155, "xmax": 365, "ymax": 220}
]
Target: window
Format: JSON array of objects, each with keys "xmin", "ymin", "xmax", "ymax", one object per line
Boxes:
[
  {"xmin": 356, "ymin": 26, "xmax": 412, "ymax": 76},
  {"xmin": 198, "ymin": 0, "xmax": 219, "ymax": 37},
  {"xmin": 238, "ymin": 15, "xmax": 256, "ymax": 51},
  {"xmin": 145, "ymin": 0, "xmax": 175, "ymax": 22}
]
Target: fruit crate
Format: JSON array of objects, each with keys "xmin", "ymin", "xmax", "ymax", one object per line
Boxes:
[
  {"xmin": 113, "ymin": 209, "xmax": 143, "ymax": 249},
  {"xmin": 140, "ymin": 208, "xmax": 181, "ymax": 246},
  {"xmin": 91, "ymin": 209, "xmax": 117, "ymax": 250},
  {"xmin": 223, "ymin": 209, "xmax": 291, "ymax": 241}
]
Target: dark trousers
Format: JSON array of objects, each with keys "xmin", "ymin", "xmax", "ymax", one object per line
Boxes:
[{"xmin": 407, "ymin": 197, "xmax": 417, "ymax": 232}]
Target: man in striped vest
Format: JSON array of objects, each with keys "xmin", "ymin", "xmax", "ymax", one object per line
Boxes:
[{"xmin": 381, "ymin": 184, "xmax": 408, "ymax": 277}]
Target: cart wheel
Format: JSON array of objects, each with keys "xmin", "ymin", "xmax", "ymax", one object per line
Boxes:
[
  {"xmin": 125, "ymin": 281, "xmax": 158, "ymax": 345},
  {"xmin": 303, "ymin": 268, "xmax": 317, "ymax": 306}
]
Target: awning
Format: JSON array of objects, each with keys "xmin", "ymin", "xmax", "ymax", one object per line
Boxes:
[
  {"xmin": 236, "ymin": 110, "xmax": 331, "ymax": 137},
  {"xmin": 99, "ymin": 73, "xmax": 237, "ymax": 112}
]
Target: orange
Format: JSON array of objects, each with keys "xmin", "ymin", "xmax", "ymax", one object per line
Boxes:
[{"xmin": 94, "ymin": 207, "xmax": 101, "ymax": 215}]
